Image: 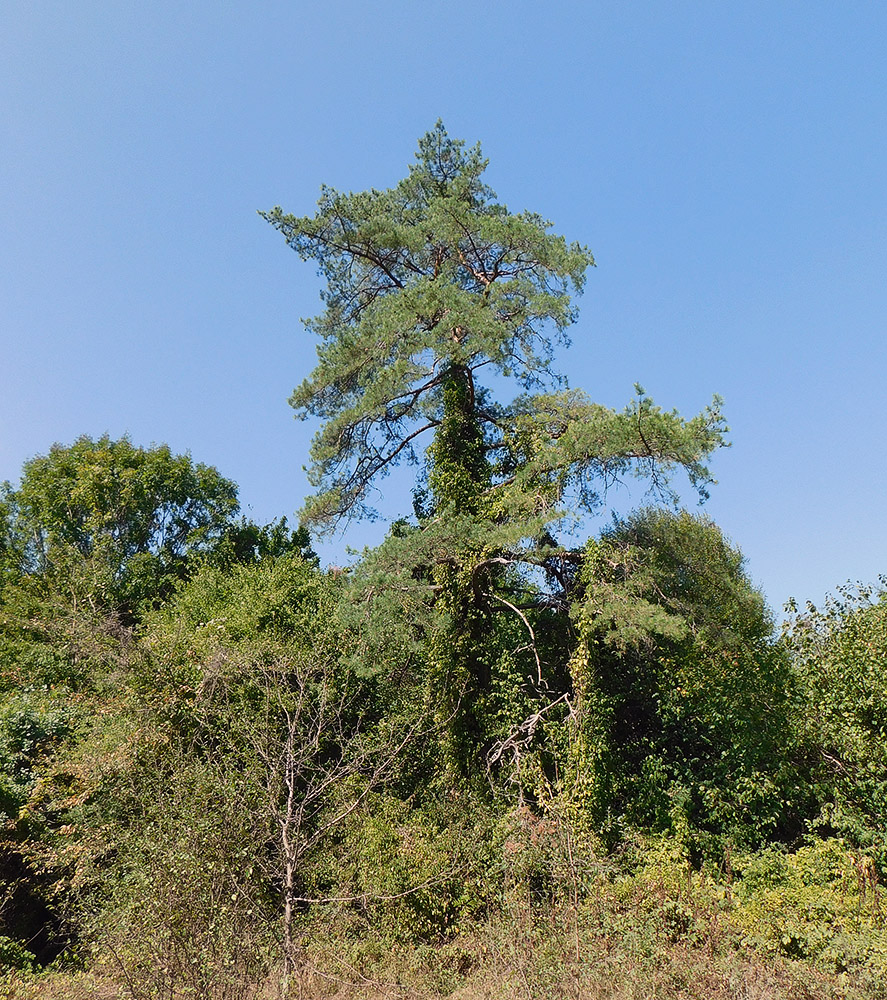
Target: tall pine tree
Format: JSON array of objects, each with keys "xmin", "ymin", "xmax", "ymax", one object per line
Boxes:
[{"xmin": 264, "ymin": 122, "xmax": 727, "ymax": 778}]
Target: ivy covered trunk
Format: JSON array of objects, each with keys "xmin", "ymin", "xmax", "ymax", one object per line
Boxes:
[{"xmin": 427, "ymin": 362, "xmax": 495, "ymax": 781}]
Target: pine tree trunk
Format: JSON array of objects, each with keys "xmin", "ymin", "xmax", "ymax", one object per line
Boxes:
[{"xmin": 428, "ymin": 362, "xmax": 494, "ymax": 781}]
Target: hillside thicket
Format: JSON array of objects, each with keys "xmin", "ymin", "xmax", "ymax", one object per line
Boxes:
[{"xmin": 2, "ymin": 127, "xmax": 885, "ymax": 999}]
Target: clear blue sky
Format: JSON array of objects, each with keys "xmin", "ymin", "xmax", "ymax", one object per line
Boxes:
[{"xmin": 2, "ymin": 2, "xmax": 885, "ymax": 614}]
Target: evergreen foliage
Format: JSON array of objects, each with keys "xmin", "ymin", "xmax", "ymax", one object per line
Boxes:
[{"xmin": 263, "ymin": 121, "xmax": 726, "ymax": 540}]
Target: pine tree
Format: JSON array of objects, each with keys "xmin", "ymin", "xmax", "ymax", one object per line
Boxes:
[{"xmin": 264, "ymin": 122, "xmax": 727, "ymax": 778}]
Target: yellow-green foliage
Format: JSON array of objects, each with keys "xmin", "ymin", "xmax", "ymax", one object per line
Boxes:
[
  {"xmin": 605, "ymin": 833, "xmax": 887, "ymax": 985},
  {"xmin": 302, "ymin": 792, "xmax": 500, "ymax": 943},
  {"xmin": 731, "ymin": 838, "xmax": 887, "ymax": 975}
]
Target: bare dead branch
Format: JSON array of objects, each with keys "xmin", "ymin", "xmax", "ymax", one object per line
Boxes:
[
  {"xmin": 490, "ymin": 593, "xmax": 543, "ymax": 685},
  {"xmin": 486, "ymin": 693, "xmax": 574, "ymax": 770}
]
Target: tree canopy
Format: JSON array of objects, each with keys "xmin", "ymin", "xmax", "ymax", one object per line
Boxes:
[
  {"xmin": 263, "ymin": 122, "xmax": 727, "ymax": 541},
  {"xmin": 1, "ymin": 435, "xmax": 240, "ymax": 612},
  {"xmin": 265, "ymin": 123, "xmax": 731, "ymax": 778}
]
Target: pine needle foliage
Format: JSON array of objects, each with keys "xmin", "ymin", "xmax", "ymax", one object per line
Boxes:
[{"xmin": 262, "ymin": 122, "xmax": 727, "ymax": 536}]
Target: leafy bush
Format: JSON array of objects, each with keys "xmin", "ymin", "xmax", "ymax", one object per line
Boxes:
[
  {"xmin": 84, "ymin": 750, "xmax": 273, "ymax": 1000},
  {"xmin": 0, "ymin": 933, "xmax": 35, "ymax": 972},
  {"xmin": 565, "ymin": 509, "xmax": 799, "ymax": 854},
  {"xmin": 302, "ymin": 793, "xmax": 499, "ymax": 944},
  {"xmin": 786, "ymin": 585, "xmax": 887, "ymax": 863},
  {"xmin": 0, "ymin": 693, "xmax": 72, "ymax": 819},
  {"xmin": 732, "ymin": 838, "xmax": 887, "ymax": 979}
]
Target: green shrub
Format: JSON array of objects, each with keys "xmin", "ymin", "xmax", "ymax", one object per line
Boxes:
[
  {"xmin": 301, "ymin": 793, "xmax": 500, "ymax": 944},
  {"xmin": 0, "ymin": 933, "xmax": 35, "ymax": 972},
  {"xmin": 0, "ymin": 693, "xmax": 72, "ymax": 819},
  {"xmin": 786, "ymin": 586, "xmax": 887, "ymax": 864},
  {"xmin": 731, "ymin": 838, "xmax": 887, "ymax": 979}
]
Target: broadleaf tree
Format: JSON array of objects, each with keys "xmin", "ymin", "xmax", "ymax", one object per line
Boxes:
[
  {"xmin": 264, "ymin": 122, "xmax": 728, "ymax": 777},
  {"xmin": 2, "ymin": 435, "xmax": 241, "ymax": 616}
]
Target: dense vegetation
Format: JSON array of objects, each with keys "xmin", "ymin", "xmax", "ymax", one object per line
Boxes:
[{"xmin": 2, "ymin": 127, "xmax": 885, "ymax": 999}]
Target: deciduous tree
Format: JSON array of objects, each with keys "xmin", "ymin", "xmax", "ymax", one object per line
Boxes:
[
  {"xmin": 565, "ymin": 509, "xmax": 796, "ymax": 851},
  {"xmin": 3, "ymin": 435, "xmax": 239, "ymax": 615}
]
